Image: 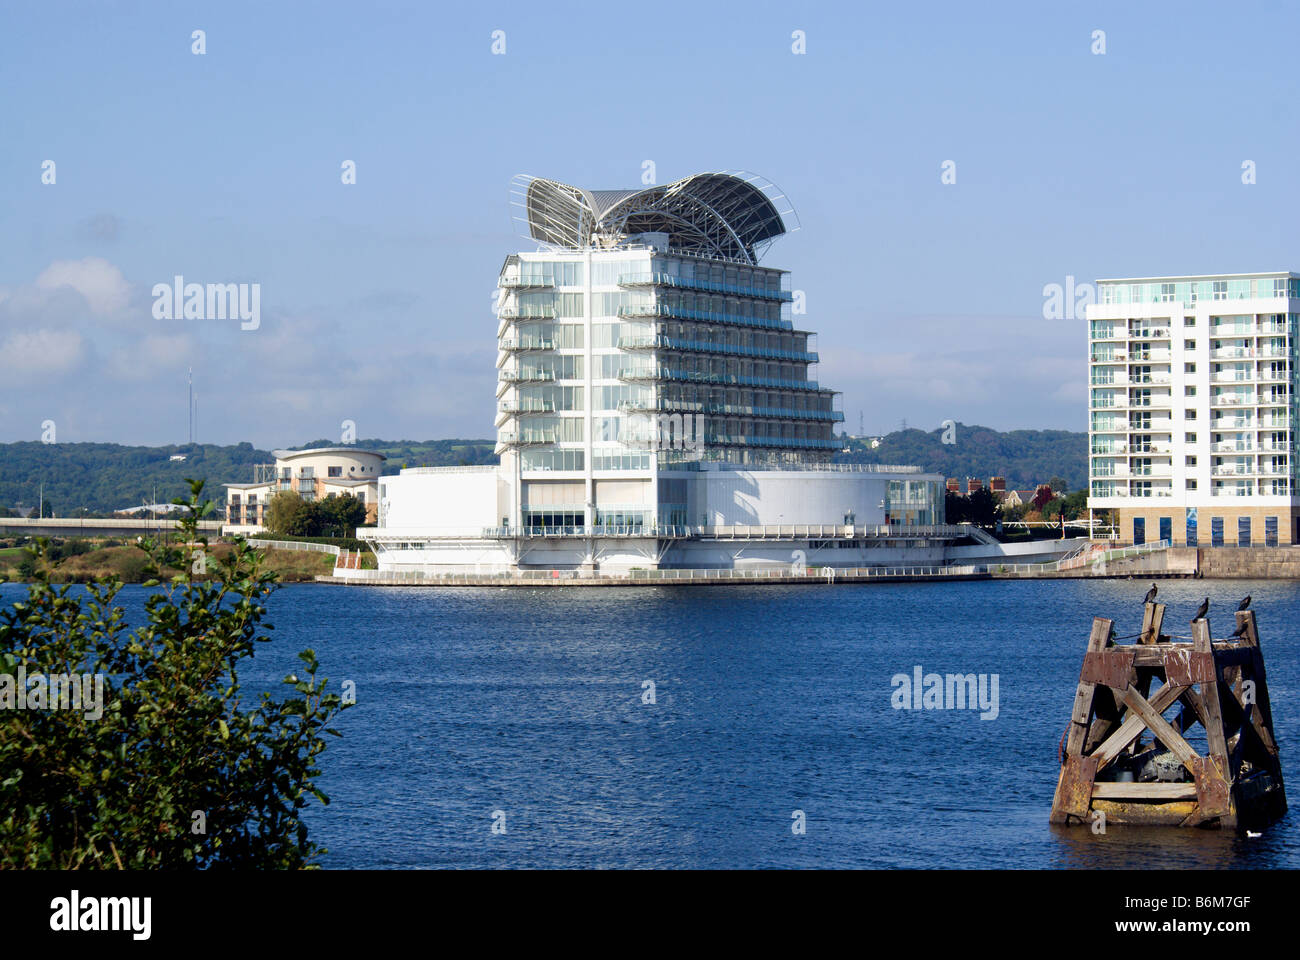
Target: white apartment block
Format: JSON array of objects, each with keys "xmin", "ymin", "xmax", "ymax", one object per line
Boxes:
[{"xmin": 1087, "ymin": 272, "xmax": 1300, "ymax": 546}]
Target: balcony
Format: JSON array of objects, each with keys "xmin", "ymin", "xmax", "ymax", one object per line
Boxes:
[
  {"xmin": 499, "ymin": 369, "xmax": 556, "ymax": 385},
  {"xmin": 498, "ymin": 306, "xmax": 557, "ymax": 320},
  {"xmin": 497, "ymin": 430, "xmax": 559, "ymax": 446},
  {"xmin": 617, "ymin": 305, "xmax": 793, "ymax": 333},
  {"xmin": 499, "ymin": 276, "xmax": 554, "ymax": 289},
  {"xmin": 1212, "ymin": 442, "xmax": 1255, "ymax": 453},
  {"xmin": 498, "ymin": 400, "xmax": 556, "ymax": 417},
  {"xmin": 617, "ymin": 272, "xmax": 792, "ymax": 302},
  {"xmin": 1210, "ymin": 372, "xmax": 1253, "ymax": 383},
  {"xmin": 617, "ymin": 335, "xmax": 819, "ymax": 364},
  {"xmin": 499, "ymin": 337, "xmax": 555, "ymax": 352}
]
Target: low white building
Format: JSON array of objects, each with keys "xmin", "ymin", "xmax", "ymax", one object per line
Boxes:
[
  {"xmin": 223, "ymin": 447, "xmax": 386, "ymax": 534},
  {"xmin": 364, "ymin": 462, "xmax": 955, "ymax": 574}
]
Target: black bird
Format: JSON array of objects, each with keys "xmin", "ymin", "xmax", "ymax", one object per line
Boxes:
[
  {"xmin": 1238, "ymin": 595, "xmax": 1251, "ymax": 611},
  {"xmin": 1144, "ymin": 583, "xmax": 1158, "ymax": 604},
  {"xmin": 1231, "ymin": 620, "xmax": 1250, "ymax": 638},
  {"xmin": 1193, "ymin": 597, "xmax": 1209, "ymax": 621}
]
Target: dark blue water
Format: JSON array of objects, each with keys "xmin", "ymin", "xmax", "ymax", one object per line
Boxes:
[{"xmin": 3, "ymin": 578, "xmax": 1296, "ymax": 868}]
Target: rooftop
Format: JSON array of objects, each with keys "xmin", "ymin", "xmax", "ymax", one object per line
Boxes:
[{"xmin": 512, "ymin": 171, "xmax": 796, "ymax": 265}]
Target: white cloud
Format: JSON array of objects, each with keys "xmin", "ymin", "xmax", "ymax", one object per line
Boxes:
[
  {"xmin": 0, "ymin": 328, "xmax": 86, "ymax": 376},
  {"xmin": 35, "ymin": 257, "xmax": 131, "ymax": 315}
]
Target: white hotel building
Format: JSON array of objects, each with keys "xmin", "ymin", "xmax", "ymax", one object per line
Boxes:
[
  {"xmin": 1087, "ymin": 272, "xmax": 1300, "ymax": 546},
  {"xmin": 361, "ymin": 172, "xmax": 957, "ymax": 574}
]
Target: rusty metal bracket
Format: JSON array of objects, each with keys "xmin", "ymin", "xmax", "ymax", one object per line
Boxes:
[
  {"xmin": 1163, "ymin": 648, "xmax": 1216, "ymax": 687},
  {"xmin": 1081, "ymin": 648, "xmax": 1135, "ymax": 689}
]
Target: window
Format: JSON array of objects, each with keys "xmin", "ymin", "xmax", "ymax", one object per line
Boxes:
[
  {"xmin": 1186, "ymin": 409, "xmax": 1197, "ymax": 420},
  {"xmin": 1238, "ymin": 516, "xmax": 1252, "ymax": 547},
  {"xmin": 1159, "ymin": 517, "xmax": 1172, "ymax": 542},
  {"xmin": 1184, "ymin": 340, "xmax": 1196, "ymax": 350},
  {"xmin": 328, "ymin": 466, "xmax": 342, "ymax": 478},
  {"xmin": 1185, "ymin": 432, "xmax": 1197, "ymax": 442},
  {"xmin": 1133, "ymin": 517, "xmax": 1145, "ymax": 545},
  {"xmin": 1266, "ymin": 516, "xmax": 1278, "ymax": 547},
  {"xmin": 1186, "ymin": 509, "xmax": 1198, "ymax": 546},
  {"xmin": 1184, "ymin": 316, "xmax": 1196, "ymax": 326},
  {"xmin": 1185, "ymin": 455, "xmax": 1197, "ymax": 466},
  {"xmin": 1186, "ymin": 479, "xmax": 1198, "ymax": 490},
  {"xmin": 1211, "ymin": 516, "xmax": 1224, "ymax": 546},
  {"xmin": 1185, "ymin": 386, "xmax": 1197, "ymax": 396},
  {"xmin": 1184, "ymin": 363, "xmax": 1196, "ymax": 374}
]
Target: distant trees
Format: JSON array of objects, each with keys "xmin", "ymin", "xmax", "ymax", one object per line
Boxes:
[
  {"xmin": 264, "ymin": 491, "xmax": 367, "ymax": 539},
  {"xmin": 837, "ymin": 423, "xmax": 1087, "ymax": 492},
  {"xmin": 945, "ymin": 488, "xmax": 1001, "ymax": 527}
]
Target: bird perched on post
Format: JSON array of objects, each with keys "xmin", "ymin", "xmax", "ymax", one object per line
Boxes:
[
  {"xmin": 1238, "ymin": 595, "xmax": 1251, "ymax": 611},
  {"xmin": 1231, "ymin": 620, "xmax": 1250, "ymax": 638},
  {"xmin": 1144, "ymin": 583, "xmax": 1158, "ymax": 604},
  {"xmin": 1193, "ymin": 597, "xmax": 1209, "ymax": 621}
]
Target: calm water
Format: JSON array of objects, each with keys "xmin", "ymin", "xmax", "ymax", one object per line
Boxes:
[{"xmin": 3, "ymin": 577, "xmax": 1297, "ymax": 868}]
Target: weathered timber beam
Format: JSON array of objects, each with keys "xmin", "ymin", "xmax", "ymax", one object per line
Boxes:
[{"xmin": 1092, "ymin": 681, "xmax": 1188, "ymax": 770}]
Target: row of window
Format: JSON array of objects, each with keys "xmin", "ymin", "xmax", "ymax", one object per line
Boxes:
[{"xmin": 1133, "ymin": 515, "xmax": 1282, "ymax": 547}]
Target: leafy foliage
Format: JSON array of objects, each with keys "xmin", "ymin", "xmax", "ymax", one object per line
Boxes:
[
  {"xmin": 264, "ymin": 492, "xmax": 367, "ymax": 538},
  {"xmin": 0, "ymin": 480, "xmax": 348, "ymax": 868}
]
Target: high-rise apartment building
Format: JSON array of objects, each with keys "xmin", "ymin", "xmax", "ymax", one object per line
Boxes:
[{"xmin": 1087, "ymin": 272, "xmax": 1300, "ymax": 546}]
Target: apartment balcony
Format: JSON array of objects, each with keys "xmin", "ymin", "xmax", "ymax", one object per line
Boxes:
[
  {"xmin": 499, "ymin": 337, "xmax": 555, "ymax": 353},
  {"xmin": 1211, "ymin": 466, "xmax": 1255, "ymax": 477},
  {"xmin": 1211, "ymin": 347, "xmax": 1255, "ymax": 359},
  {"xmin": 498, "ymin": 306, "xmax": 557, "ymax": 320},
  {"xmin": 1128, "ymin": 375, "xmax": 1170, "ymax": 385},
  {"xmin": 617, "ymin": 304, "xmax": 793, "ymax": 333},
  {"xmin": 617, "ymin": 271, "xmax": 792, "ymax": 303},
  {"xmin": 1127, "ymin": 328, "xmax": 1171, "ymax": 339},
  {"xmin": 498, "ymin": 400, "xmax": 555, "ymax": 417},
  {"xmin": 499, "ymin": 369, "xmax": 556, "ymax": 383},
  {"xmin": 499, "ymin": 277, "xmax": 554, "ymax": 289},
  {"xmin": 1259, "ymin": 442, "xmax": 1291, "ymax": 452},
  {"xmin": 1212, "ymin": 441, "xmax": 1256, "ymax": 452},
  {"xmin": 1210, "ymin": 394, "xmax": 1253, "ymax": 406},
  {"xmin": 1211, "ymin": 416, "xmax": 1255, "ymax": 428},
  {"xmin": 497, "ymin": 430, "xmax": 559, "ymax": 446},
  {"xmin": 1210, "ymin": 373, "xmax": 1254, "ymax": 383}
]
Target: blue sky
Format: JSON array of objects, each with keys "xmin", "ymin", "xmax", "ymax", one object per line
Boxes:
[{"xmin": 2, "ymin": 0, "xmax": 1298, "ymax": 446}]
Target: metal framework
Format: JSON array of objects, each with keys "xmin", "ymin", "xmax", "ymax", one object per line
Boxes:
[{"xmin": 510, "ymin": 171, "xmax": 797, "ymax": 265}]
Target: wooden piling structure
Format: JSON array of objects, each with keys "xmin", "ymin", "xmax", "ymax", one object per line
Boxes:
[{"xmin": 1050, "ymin": 605, "xmax": 1286, "ymax": 830}]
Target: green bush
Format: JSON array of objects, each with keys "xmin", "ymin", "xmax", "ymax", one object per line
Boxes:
[{"xmin": 0, "ymin": 479, "xmax": 349, "ymax": 868}]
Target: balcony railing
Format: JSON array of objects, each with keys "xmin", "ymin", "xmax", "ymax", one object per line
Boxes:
[
  {"xmin": 499, "ymin": 337, "xmax": 554, "ymax": 352},
  {"xmin": 617, "ymin": 272, "xmax": 792, "ymax": 302},
  {"xmin": 499, "ymin": 276, "xmax": 554, "ymax": 289},
  {"xmin": 499, "ymin": 369, "xmax": 556, "ymax": 383},
  {"xmin": 617, "ymin": 305, "xmax": 793, "ymax": 332}
]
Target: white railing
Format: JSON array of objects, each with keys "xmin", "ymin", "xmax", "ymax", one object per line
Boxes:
[{"xmin": 246, "ymin": 538, "xmax": 341, "ymax": 556}]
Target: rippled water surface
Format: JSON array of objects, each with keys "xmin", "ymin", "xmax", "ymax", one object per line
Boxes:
[{"xmin": 4, "ymin": 577, "xmax": 1296, "ymax": 868}]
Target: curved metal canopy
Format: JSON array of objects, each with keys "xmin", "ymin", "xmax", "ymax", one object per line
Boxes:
[{"xmin": 511, "ymin": 171, "xmax": 797, "ymax": 265}]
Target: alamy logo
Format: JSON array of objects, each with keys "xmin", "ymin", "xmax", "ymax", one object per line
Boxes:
[
  {"xmin": 619, "ymin": 412, "xmax": 705, "ymax": 453},
  {"xmin": 152, "ymin": 275, "xmax": 260, "ymax": 330},
  {"xmin": 0, "ymin": 668, "xmax": 104, "ymax": 721},
  {"xmin": 50, "ymin": 890, "xmax": 151, "ymax": 940},
  {"xmin": 890, "ymin": 665, "xmax": 999, "ymax": 720}
]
